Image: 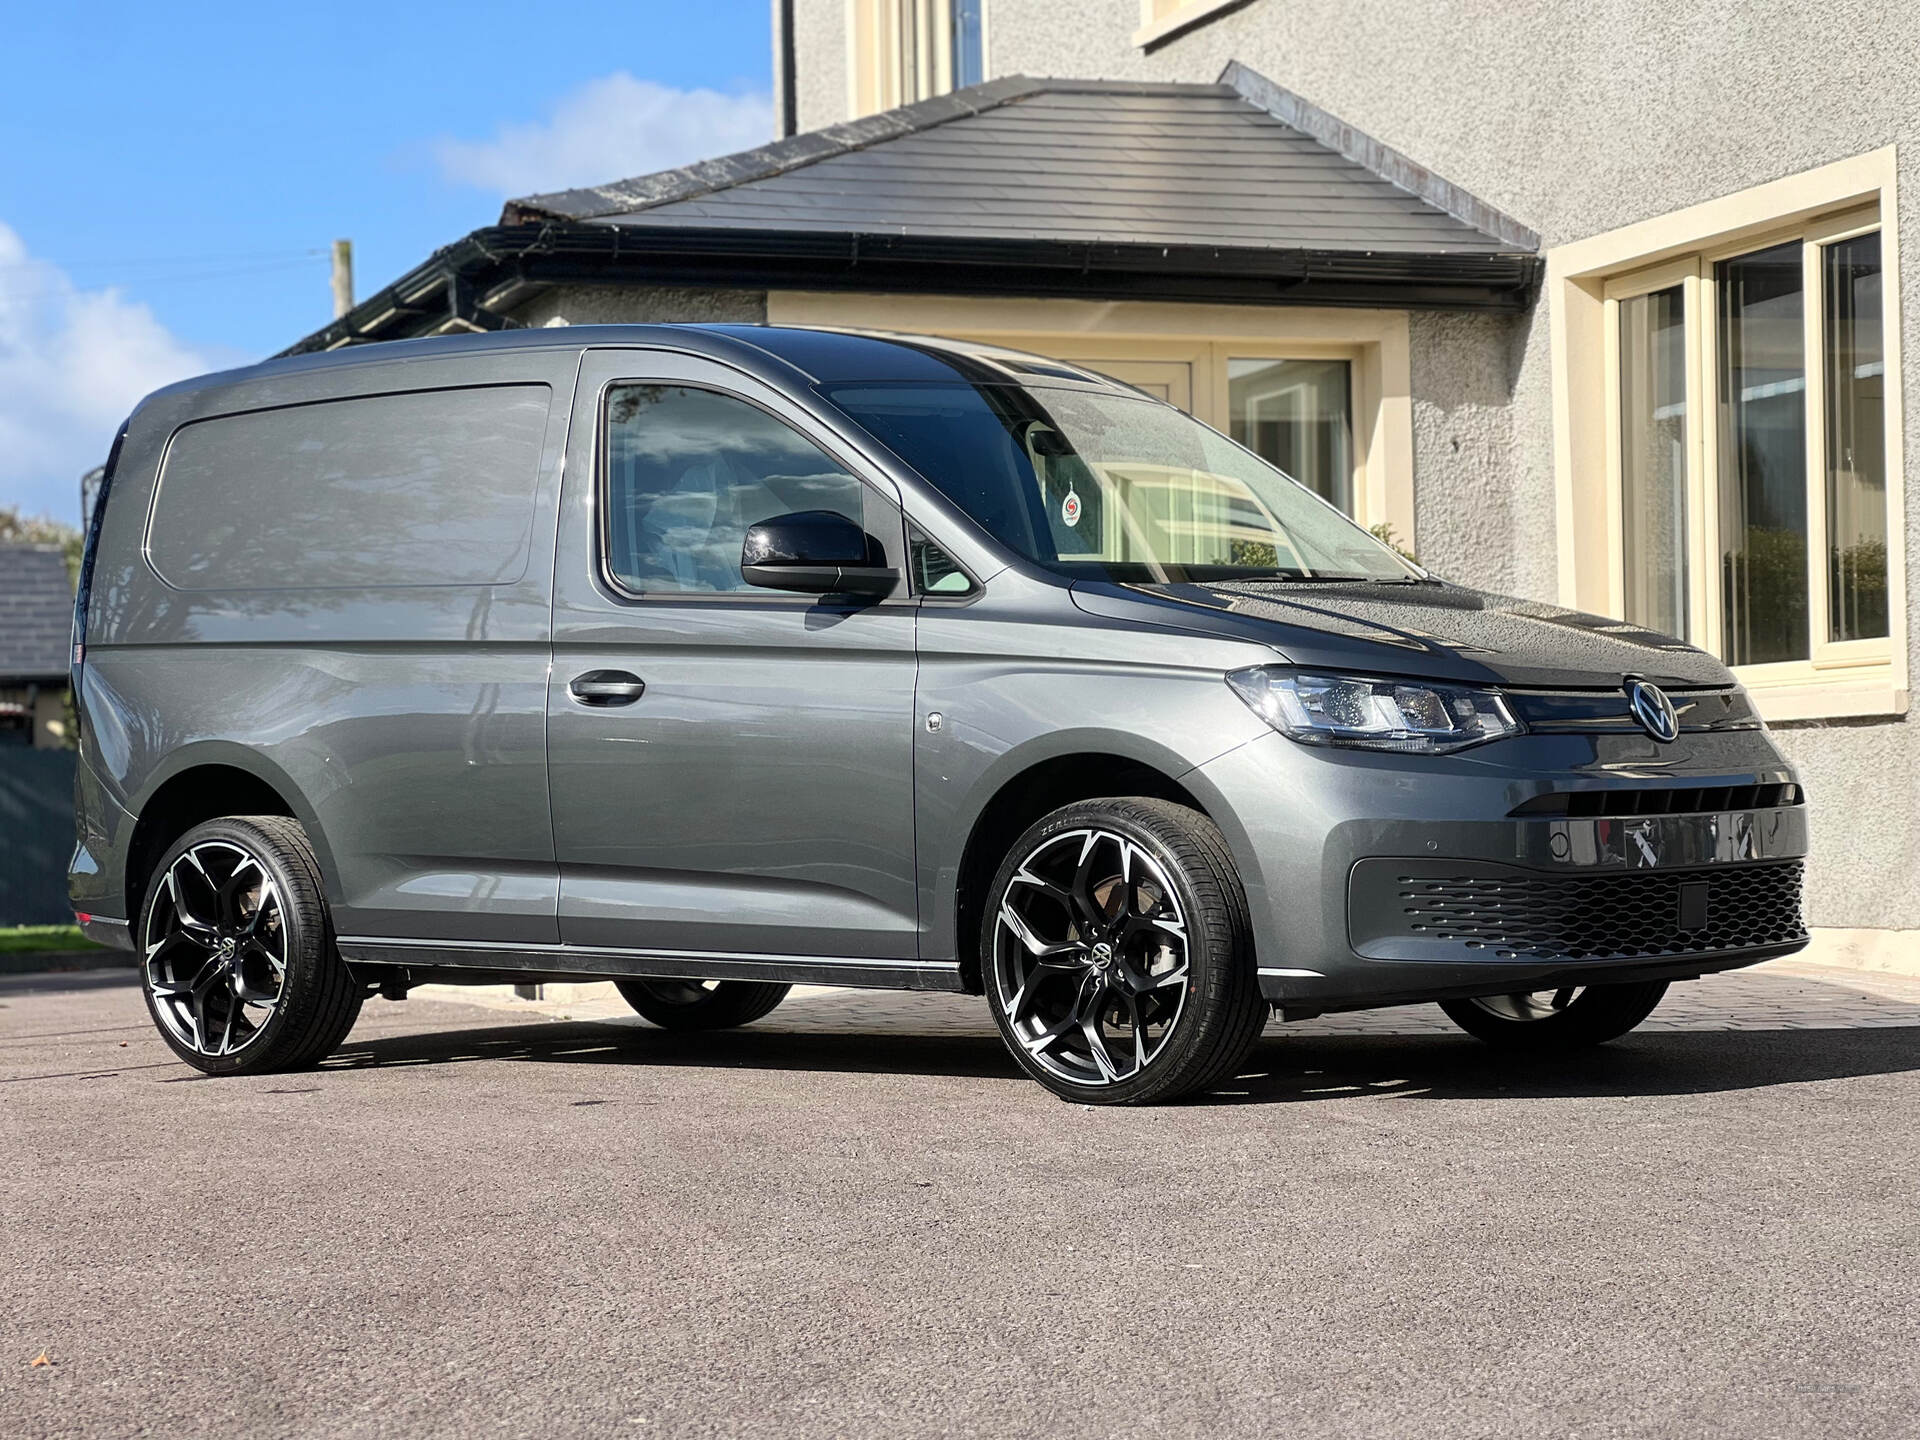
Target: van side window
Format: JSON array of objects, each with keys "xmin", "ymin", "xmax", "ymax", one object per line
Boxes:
[
  {"xmin": 605, "ymin": 385, "xmax": 867, "ymax": 595},
  {"xmin": 909, "ymin": 525, "xmax": 975, "ymax": 595}
]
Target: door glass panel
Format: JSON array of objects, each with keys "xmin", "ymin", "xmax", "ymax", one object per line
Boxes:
[
  {"xmin": 1823, "ymin": 231, "xmax": 1889, "ymax": 642},
  {"xmin": 1716, "ymin": 243, "xmax": 1809, "ymax": 665},
  {"xmin": 604, "ymin": 385, "xmax": 866, "ymax": 594},
  {"xmin": 1228, "ymin": 358, "xmax": 1355, "ymax": 515},
  {"xmin": 1618, "ymin": 285, "xmax": 1690, "ymax": 638}
]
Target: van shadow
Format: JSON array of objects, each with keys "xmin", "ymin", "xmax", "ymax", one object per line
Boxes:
[{"xmin": 320, "ymin": 1017, "xmax": 1920, "ymax": 1106}]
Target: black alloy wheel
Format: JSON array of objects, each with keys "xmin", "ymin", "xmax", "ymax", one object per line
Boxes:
[{"xmin": 983, "ymin": 798, "xmax": 1266, "ymax": 1105}]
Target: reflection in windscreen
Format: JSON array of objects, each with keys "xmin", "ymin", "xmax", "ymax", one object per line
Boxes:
[{"xmin": 824, "ymin": 382, "xmax": 1413, "ymax": 584}]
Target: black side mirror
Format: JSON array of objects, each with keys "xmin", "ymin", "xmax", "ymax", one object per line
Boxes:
[{"xmin": 741, "ymin": 510, "xmax": 899, "ymax": 597}]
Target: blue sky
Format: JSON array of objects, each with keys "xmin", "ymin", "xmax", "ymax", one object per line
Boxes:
[{"xmin": 0, "ymin": 0, "xmax": 773, "ymax": 523}]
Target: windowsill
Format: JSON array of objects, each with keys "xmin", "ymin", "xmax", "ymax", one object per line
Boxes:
[
  {"xmin": 1132, "ymin": 0, "xmax": 1250, "ymax": 50},
  {"xmin": 1738, "ymin": 666, "xmax": 1910, "ymax": 724}
]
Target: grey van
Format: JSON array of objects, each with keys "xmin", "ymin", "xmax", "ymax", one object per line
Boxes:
[{"xmin": 69, "ymin": 325, "xmax": 1809, "ymax": 1103}]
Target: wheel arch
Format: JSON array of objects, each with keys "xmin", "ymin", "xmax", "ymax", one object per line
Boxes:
[
  {"xmin": 123, "ymin": 745, "xmax": 330, "ymax": 929},
  {"xmin": 949, "ymin": 740, "xmax": 1230, "ymax": 994}
]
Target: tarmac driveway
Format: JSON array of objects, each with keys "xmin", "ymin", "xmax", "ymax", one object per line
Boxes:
[{"xmin": 3, "ymin": 966, "xmax": 1917, "ymax": 1439}]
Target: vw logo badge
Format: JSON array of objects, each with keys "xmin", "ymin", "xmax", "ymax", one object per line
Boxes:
[{"xmin": 1626, "ymin": 678, "xmax": 1679, "ymax": 743}]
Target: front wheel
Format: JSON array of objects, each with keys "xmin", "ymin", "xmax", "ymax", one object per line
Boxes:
[
  {"xmin": 1438, "ymin": 980, "xmax": 1670, "ymax": 1051},
  {"xmin": 983, "ymin": 798, "xmax": 1266, "ymax": 1105},
  {"xmin": 615, "ymin": 978, "xmax": 791, "ymax": 1030}
]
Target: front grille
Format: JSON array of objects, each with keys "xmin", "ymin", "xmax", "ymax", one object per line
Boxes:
[
  {"xmin": 1510, "ymin": 783, "xmax": 1801, "ymax": 819},
  {"xmin": 1352, "ymin": 860, "xmax": 1806, "ymax": 962}
]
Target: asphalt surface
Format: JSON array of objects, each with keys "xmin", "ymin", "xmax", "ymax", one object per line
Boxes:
[{"xmin": 3, "ymin": 968, "xmax": 1917, "ymax": 1440}]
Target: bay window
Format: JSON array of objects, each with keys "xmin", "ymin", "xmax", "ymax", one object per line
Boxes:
[{"xmin": 1600, "ymin": 200, "xmax": 1899, "ymax": 706}]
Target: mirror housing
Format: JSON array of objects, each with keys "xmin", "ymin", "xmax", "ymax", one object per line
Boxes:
[{"xmin": 741, "ymin": 511, "xmax": 899, "ymax": 597}]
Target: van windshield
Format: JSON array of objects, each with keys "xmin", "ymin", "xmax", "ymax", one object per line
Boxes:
[{"xmin": 822, "ymin": 381, "xmax": 1419, "ymax": 584}]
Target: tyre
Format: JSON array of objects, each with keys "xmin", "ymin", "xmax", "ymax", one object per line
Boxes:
[
  {"xmin": 982, "ymin": 798, "xmax": 1266, "ymax": 1105},
  {"xmin": 138, "ymin": 815, "xmax": 362, "ymax": 1075},
  {"xmin": 615, "ymin": 978, "xmax": 792, "ymax": 1030},
  {"xmin": 1438, "ymin": 980, "xmax": 1669, "ymax": 1051}
]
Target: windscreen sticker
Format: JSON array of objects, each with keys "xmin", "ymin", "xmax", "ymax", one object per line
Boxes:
[{"xmin": 1061, "ymin": 487, "xmax": 1082, "ymax": 528}]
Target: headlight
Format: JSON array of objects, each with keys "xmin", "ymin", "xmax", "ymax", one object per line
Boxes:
[{"xmin": 1226, "ymin": 667, "xmax": 1524, "ymax": 754}]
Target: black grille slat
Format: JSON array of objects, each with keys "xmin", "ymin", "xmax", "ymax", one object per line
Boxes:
[
  {"xmin": 1394, "ymin": 861, "xmax": 1806, "ymax": 962},
  {"xmin": 1509, "ymin": 783, "xmax": 1800, "ymax": 819}
]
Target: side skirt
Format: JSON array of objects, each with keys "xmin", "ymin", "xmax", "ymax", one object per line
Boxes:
[{"xmin": 335, "ymin": 936, "xmax": 966, "ymax": 993}]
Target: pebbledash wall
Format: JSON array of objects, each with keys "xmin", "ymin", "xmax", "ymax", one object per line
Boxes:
[{"xmin": 779, "ymin": 0, "xmax": 1920, "ymax": 953}]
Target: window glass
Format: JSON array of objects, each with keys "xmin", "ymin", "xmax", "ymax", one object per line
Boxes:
[
  {"xmin": 1618, "ymin": 286, "xmax": 1690, "ymax": 639},
  {"xmin": 1824, "ymin": 232, "xmax": 1889, "ymax": 642},
  {"xmin": 952, "ymin": 0, "xmax": 983, "ymax": 87},
  {"xmin": 604, "ymin": 385, "xmax": 867, "ymax": 594},
  {"xmin": 1228, "ymin": 358, "xmax": 1354, "ymax": 514},
  {"xmin": 826, "ymin": 381, "xmax": 1414, "ymax": 584},
  {"xmin": 909, "ymin": 525, "xmax": 974, "ymax": 595},
  {"xmin": 149, "ymin": 386, "xmax": 549, "ymax": 591},
  {"xmin": 1716, "ymin": 243, "xmax": 1809, "ymax": 666}
]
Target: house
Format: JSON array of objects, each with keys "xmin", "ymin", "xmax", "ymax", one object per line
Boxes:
[
  {"xmin": 289, "ymin": 0, "xmax": 1916, "ymax": 969},
  {"xmin": 0, "ymin": 545, "xmax": 73, "ymax": 749}
]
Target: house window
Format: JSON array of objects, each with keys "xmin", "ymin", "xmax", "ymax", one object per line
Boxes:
[
  {"xmin": 1228, "ymin": 358, "xmax": 1355, "ymax": 515},
  {"xmin": 848, "ymin": 0, "xmax": 985, "ymax": 118},
  {"xmin": 1606, "ymin": 207, "xmax": 1893, "ymax": 681}
]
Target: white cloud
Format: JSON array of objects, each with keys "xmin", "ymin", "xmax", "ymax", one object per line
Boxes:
[
  {"xmin": 433, "ymin": 73, "xmax": 775, "ymax": 198},
  {"xmin": 0, "ymin": 223, "xmax": 224, "ymax": 527}
]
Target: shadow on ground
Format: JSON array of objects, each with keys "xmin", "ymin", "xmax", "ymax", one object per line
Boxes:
[{"xmin": 313, "ymin": 1014, "xmax": 1920, "ymax": 1106}]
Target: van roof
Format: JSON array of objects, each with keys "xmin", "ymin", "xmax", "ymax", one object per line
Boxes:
[{"xmin": 142, "ymin": 324, "xmax": 1144, "ymax": 408}]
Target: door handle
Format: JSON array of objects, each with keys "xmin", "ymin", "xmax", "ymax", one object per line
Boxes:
[{"xmin": 569, "ymin": 670, "xmax": 646, "ymax": 706}]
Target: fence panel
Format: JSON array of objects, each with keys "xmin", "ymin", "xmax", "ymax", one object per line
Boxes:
[{"xmin": 0, "ymin": 748, "xmax": 78, "ymax": 925}]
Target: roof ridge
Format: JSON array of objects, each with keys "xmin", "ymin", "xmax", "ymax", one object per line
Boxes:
[
  {"xmin": 1219, "ymin": 61, "xmax": 1539, "ymax": 252},
  {"xmin": 504, "ymin": 76, "xmax": 1248, "ymax": 224},
  {"xmin": 507, "ymin": 76, "xmax": 1053, "ymax": 224}
]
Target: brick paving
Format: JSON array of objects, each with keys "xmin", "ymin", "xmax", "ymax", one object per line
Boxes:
[{"xmin": 426, "ymin": 958, "xmax": 1920, "ymax": 1038}]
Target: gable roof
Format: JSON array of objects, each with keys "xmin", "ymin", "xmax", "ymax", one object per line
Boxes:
[
  {"xmin": 508, "ymin": 70, "xmax": 1537, "ymax": 256},
  {"xmin": 286, "ymin": 66, "xmax": 1539, "ymax": 356},
  {"xmin": 0, "ymin": 546, "xmax": 73, "ymax": 684}
]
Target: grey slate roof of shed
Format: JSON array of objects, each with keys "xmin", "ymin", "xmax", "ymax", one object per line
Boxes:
[
  {"xmin": 0, "ymin": 546, "xmax": 72, "ymax": 684},
  {"xmin": 509, "ymin": 71, "xmax": 1536, "ymax": 257}
]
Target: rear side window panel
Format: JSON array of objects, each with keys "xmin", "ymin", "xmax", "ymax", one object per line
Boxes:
[{"xmin": 146, "ymin": 385, "xmax": 551, "ymax": 590}]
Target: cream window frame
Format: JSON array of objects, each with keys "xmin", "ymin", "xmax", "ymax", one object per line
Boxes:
[
  {"xmin": 848, "ymin": 0, "xmax": 979, "ymax": 119},
  {"xmin": 765, "ymin": 292, "xmax": 1416, "ymax": 545},
  {"xmin": 1133, "ymin": 0, "xmax": 1244, "ymax": 50},
  {"xmin": 1550, "ymin": 148, "xmax": 1907, "ymax": 722}
]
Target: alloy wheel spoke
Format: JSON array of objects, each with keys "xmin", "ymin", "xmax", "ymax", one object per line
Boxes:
[
  {"xmin": 166, "ymin": 867, "xmax": 218, "ymax": 938},
  {"xmin": 1070, "ymin": 832, "xmax": 1112, "ymax": 930},
  {"xmin": 214, "ymin": 855, "xmax": 260, "ymax": 930},
  {"xmin": 999, "ymin": 903, "xmax": 1082, "ymax": 962},
  {"xmin": 1123, "ymin": 991, "xmax": 1149, "ymax": 1073}
]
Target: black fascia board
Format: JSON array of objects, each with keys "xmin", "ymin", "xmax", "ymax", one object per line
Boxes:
[{"xmin": 281, "ymin": 223, "xmax": 1542, "ymax": 355}]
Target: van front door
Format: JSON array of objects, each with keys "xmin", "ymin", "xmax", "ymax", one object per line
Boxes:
[{"xmin": 545, "ymin": 351, "xmax": 922, "ymax": 972}]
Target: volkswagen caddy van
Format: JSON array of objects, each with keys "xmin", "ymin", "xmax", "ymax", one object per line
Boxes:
[{"xmin": 69, "ymin": 326, "xmax": 1809, "ymax": 1103}]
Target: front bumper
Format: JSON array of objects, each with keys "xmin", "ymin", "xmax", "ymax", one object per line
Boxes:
[{"xmin": 1186, "ymin": 728, "xmax": 1810, "ymax": 1016}]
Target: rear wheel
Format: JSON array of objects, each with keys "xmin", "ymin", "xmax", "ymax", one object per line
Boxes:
[
  {"xmin": 982, "ymin": 798, "xmax": 1266, "ymax": 1105},
  {"xmin": 1438, "ymin": 980, "xmax": 1669, "ymax": 1051},
  {"xmin": 138, "ymin": 815, "xmax": 361, "ymax": 1074},
  {"xmin": 615, "ymin": 978, "xmax": 792, "ymax": 1030}
]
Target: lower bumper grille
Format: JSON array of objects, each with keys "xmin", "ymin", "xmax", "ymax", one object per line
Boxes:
[{"xmin": 1349, "ymin": 859, "xmax": 1807, "ymax": 963}]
